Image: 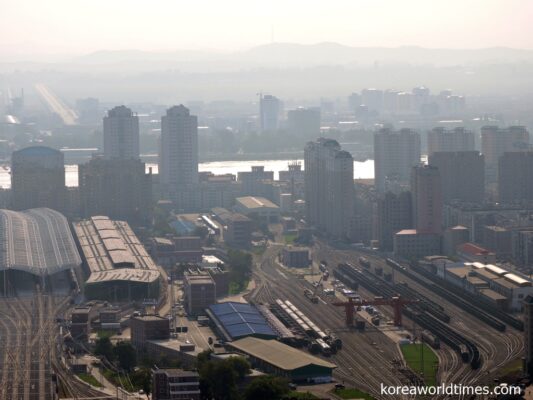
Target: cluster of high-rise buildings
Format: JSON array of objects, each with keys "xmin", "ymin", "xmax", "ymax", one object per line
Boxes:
[
  {"xmin": 10, "ymin": 104, "xmax": 200, "ymax": 223},
  {"xmin": 348, "ymin": 87, "xmax": 466, "ymax": 117}
]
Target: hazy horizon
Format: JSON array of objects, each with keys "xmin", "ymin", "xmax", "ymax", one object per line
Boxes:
[{"xmin": 2, "ymin": 0, "xmax": 533, "ymax": 61}]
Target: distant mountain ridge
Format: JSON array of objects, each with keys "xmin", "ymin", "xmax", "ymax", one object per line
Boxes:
[{"xmin": 71, "ymin": 42, "xmax": 533, "ymax": 68}]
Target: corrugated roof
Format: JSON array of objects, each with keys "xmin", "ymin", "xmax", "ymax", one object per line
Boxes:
[
  {"xmin": 0, "ymin": 208, "xmax": 81, "ymax": 276},
  {"xmin": 208, "ymin": 302, "xmax": 277, "ymax": 341},
  {"xmin": 228, "ymin": 337, "xmax": 336, "ymax": 371}
]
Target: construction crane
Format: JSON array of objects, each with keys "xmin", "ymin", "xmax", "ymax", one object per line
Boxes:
[
  {"xmin": 332, "ymin": 295, "xmax": 417, "ymax": 326},
  {"xmin": 304, "ymin": 271, "xmax": 330, "ymax": 303}
]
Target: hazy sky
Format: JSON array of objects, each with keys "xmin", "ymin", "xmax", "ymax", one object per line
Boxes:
[{"xmin": 1, "ymin": 0, "xmax": 532, "ymax": 58}]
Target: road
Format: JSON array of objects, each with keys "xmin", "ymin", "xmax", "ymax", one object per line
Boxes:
[{"xmin": 34, "ymin": 83, "xmax": 78, "ymax": 125}]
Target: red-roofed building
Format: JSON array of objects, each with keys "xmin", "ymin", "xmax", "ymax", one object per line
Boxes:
[{"xmin": 456, "ymin": 242, "xmax": 496, "ymax": 264}]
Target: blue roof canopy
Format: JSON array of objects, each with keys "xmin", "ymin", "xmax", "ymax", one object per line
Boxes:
[{"xmin": 208, "ymin": 302, "xmax": 277, "ymax": 341}]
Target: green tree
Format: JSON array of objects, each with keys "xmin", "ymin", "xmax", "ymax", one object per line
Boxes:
[
  {"xmin": 113, "ymin": 341, "xmax": 137, "ymax": 372},
  {"xmin": 227, "ymin": 249, "xmax": 253, "ymax": 290},
  {"xmin": 130, "ymin": 367, "xmax": 152, "ymax": 395},
  {"xmin": 226, "ymin": 356, "xmax": 250, "ymax": 381},
  {"xmin": 244, "ymin": 375, "xmax": 289, "ymax": 400},
  {"xmin": 94, "ymin": 337, "xmax": 114, "ymax": 362},
  {"xmin": 200, "ymin": 361, "xmax": 238, "ymax": 400}
]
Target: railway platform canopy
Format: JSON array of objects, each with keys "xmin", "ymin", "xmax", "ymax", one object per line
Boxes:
[
  {"xmin": 0, "ymin": 208, "xmax": 81, "ymax": 276},
  {"xmin": 227, "ymin": 337, "xmax": 336, "ymax": 382},
  {"xmin": 74, "ymin": 216, "xmax": 160, "ymax": 284},
  {"xmin": 206, "ymin": 302, "xmax": 278, "ymax": 342}
]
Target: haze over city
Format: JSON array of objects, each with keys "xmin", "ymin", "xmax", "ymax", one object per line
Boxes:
[{"xmin": 1, "ymin": 1, "xmax": 533, "ymax": 399}]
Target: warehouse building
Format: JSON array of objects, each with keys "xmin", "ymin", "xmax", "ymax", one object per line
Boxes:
[
  {"xmin": 234, "ymin": 196, "xmax": 280, "ymax": 223},
  {"xmin": 227, "ymin": 337, "xmax": 336, "ymax": 383},
  {"xmin": 280, "ymin": 247, "xmax": 311, "ymax": 268},
  {"xmin": 433, "ymin": 261, "xmax": 533, "ymax": 311},
  {"xmin": 206, "ymin": 302, "xmax": 278, "ymax": 342},
  {"xmin": 74, "ymin": 216, "xmax": 161, "ymax": 301}
]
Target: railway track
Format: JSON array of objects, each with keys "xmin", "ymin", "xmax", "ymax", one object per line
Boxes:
[
  {"xmin": 250, "ymin": 245, "xmax": 415, "ymax": 400},
  {"xmin": 315, "ymin": 242, "xmax": 524, "ymax": 389}
]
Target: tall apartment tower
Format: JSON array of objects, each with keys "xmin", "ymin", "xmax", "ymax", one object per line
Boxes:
[
  {"xmin": 259, "ymin": 94, "xmax": 281, "ymax": 132},
  {"xmin": 427, "ymin": 127, "xmax": 475, "ymax": 156},
  {"xmin": 374, "ymin": 128, "xmax": 421, "ymax": 194},
  {"xmin": 103, "ymin": 105, "xmax": 140, "ymax": 160},
  {"xmin": 287, "ymin": 107, "xmax": 321, "ymax": 139},
  {"xmin": 375, "ymin": 191, "xmax": 413, "ymax": 251},
  {"xmin": 411, "ymin": 165, "xmax": 443, "ymax": 234},
  {"xmin": 428, "ymin": 151, "xmax": 485, "ymax": 204},
  {"xmin": 498, "ymin": 152, "xmax": 533, "ymax": 203},
  {"xmin": 11, "ymin": 146, "xmax": 66, "ymax": 212},
  {"xmin": 481, "ymin": 125, "xmax": 530, "ymax": 182},
  {"xmin": 304, "ymin": 138, "xmax": 354, "ymax": 240},
  {"xmin": 159, "ymin": 105, "xmax": 199, "ymax": 207}
]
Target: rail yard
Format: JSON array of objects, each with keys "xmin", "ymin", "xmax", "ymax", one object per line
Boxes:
[{"xmin": 246, "ymin": 240, "xmax": 525, "ymax": 399}]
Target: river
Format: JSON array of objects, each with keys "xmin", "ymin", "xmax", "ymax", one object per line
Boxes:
[{"xmin": 0, "ymin": 159, "xmax": 375, "ymax": 188}]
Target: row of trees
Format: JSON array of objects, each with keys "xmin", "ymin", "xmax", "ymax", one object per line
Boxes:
[{"xmin": 197, "ymin": 351, "xmax": 290, "ymax": 400}]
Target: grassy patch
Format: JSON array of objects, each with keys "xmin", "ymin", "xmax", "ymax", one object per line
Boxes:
[
  {"xmin": 284, "ymin": 233, "xmax": 298, "ymax": 244},
  {"xmin": 251, "ymin": 245, "xmax": 266, "ymax": 255},
  {"xmin": 333, "ymin": 387, "xmax": 375, "ymax": 400},
  {"xmin": 102, "ymin": 369, "xmax": 136, "ymax": 392},
  {"xmin": 400, "ymin": 343, "xmax": 439, "ymax": 387},
  {"xmin": 497, "ymin": 358, "xmax": 523, "ymax": 378},
  {"xmin": 76, "ymin": 373, "xmax": 103, "ymax": 388},
  {"xmin": 286, "ymin": 391, "xmax": 319, "ymax": 399},
  {"xmin": 229, "ymin": 279, "xmax": 250, "ymax": 295},
  {"xmin": 97, "ymin": 330, "xmax": 114, "ymax": 339}
]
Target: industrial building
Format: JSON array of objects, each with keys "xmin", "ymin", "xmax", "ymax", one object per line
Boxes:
[
  {"xmin": 280, "ymin": 247, "xmax": 311, "ymax": 268},
  {"xmin": 130, "ymin": 315, "xmax": 170, "ymax": 351},
  {"xmin": 212, "ymin": 208, "xmax": 253, "ymax": 248},
  {"xmin": 74, "ymin": 216, "xmax": 161, "ymax": 301},
  {"xmin": 429, "ymin": 261, "xmax": 533, "ymax": 311},
  {"xmin": 183, "ymin": 272, "xmax": 216, "ymax": 315},
  {"xmin": 206, "ymin": 302, "xmax": 278, "ymax": 342},
  {"xmin": 234, "ymin": 196, "xmax": 280, "ymax": 223},
  {"xmin": 393, "ymin": 229, "xmax": 441, "ymax": 260},
  {"xmin": 227, "ymin": 337, "xmax": 336, "ymax": 383},
  {"xmin": 152, "ymin": 369, "xmax": 200, "ymax": 400}
]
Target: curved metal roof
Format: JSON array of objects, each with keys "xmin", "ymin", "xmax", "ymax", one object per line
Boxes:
[{"xmin": 0, "ymin": 208, "xmax": 81, "ymax": 276}]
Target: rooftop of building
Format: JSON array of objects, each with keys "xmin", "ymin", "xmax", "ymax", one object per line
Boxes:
[
  {"xmin": 235, "ymin": 196, "xmax": 279, "ymax": 210},
  {"xmin": 207, "ymin": 302, "xmax": 277, "ymax": 341},
  {"xmin": 154, "ymin": 368, "xmax": 199, "ymax": 378},
  {"xmin": 184, "ymin": 272, "xmax": 215, "ymax": 285},
  {"xmin": 74, "ymin": 216, "xmax": 160, "ymax": 284},
  {"xmin": 457, "ymin": 243, "xmax": 494, "ymax": 256},
  {"xmin": 0, "ymin": 208, "xmax": 81, "ymax": 276},
  {"xmin": 228, "ymin": 337, "xmax": 336, "ymax": 371},
  {"xmin": 132, "ymin": 315, "xmax": 168, "ymax": 322}
]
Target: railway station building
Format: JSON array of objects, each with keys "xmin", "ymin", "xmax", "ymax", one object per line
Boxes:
[
  {"xmin": 74, "ymin": 216, "xmax": 161, "ymax": 301},
  {"xmin": 0, "ymin": 208, "xmax": 81, "ymax": 293}
]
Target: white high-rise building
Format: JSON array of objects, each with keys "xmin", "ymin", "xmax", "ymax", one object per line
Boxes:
[
  {"xmin": 374, "ymin": 128, "xmax": 421, "ymax": 194},
  {"xmin": 259, "ymin": 94, "xmax": 281, "ymax": 132},
  {"xmin": 103, "ymin": 106, "xmax": 139, "ymax": 160},
  {"xmin": 159, "ymin": 105, "xmax": 198, "ymax": 206}
]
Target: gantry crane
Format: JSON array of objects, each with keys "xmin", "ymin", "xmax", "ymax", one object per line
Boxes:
[{"xmin": 332, "ymin": 295, "xmax": 417, "ymax": 326}]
